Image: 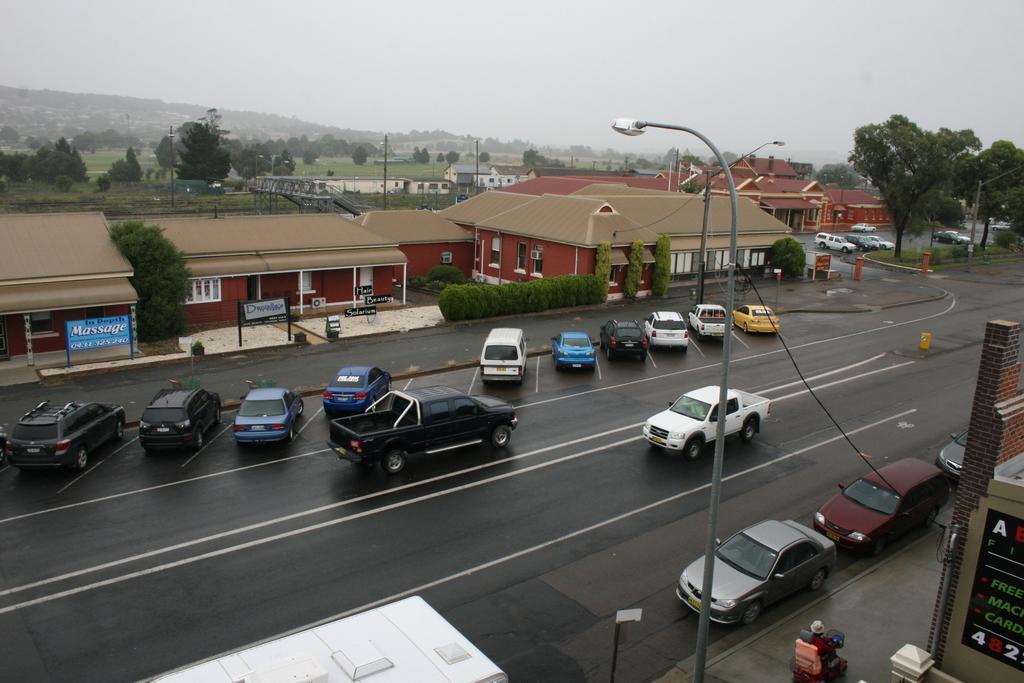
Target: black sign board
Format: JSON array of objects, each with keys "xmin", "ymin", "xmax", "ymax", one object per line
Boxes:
[
  {"xmin": 961, "ymin": 508, "xmax": 1024, "ymax": 672},
  {"xmin": 345, "ymin": 306, "xmax": 377, "ymax": 318},
  {"xmin": 355, "ymin": 285, "xmax": 373, "ymax": 296},
  {"xmin": 364, "ymin": 294, "xmax": 394, "ymax": 305}
]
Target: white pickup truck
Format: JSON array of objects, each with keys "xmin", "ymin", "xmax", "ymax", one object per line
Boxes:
[
  {"xmin": 643, "ymin": 385, "xmax": 771, "ymax": 461},
  {"xmin": 688, "ymin": 304, "xmax": 728, "ymax": 340}
]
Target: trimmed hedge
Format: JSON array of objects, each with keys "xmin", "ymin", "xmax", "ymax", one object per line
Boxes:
[{"xmin": 438, "ymin": 274, "xmax": 606, "ymax": 321}]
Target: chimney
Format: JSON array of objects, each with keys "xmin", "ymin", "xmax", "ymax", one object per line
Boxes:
[
  {"xmin": 929, "ymin": 320, "xmax": 1024, "ymax": 662},
  {"xmin": 768, "ymin": 155, "xmax": 775, "ymax": 172}
]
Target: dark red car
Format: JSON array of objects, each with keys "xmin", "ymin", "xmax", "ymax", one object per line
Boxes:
[{"xmin": 813, "ymin": 459, "xmax": 949, "ymax": 555}]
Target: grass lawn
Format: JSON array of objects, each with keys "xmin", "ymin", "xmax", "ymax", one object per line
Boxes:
[{"xmin": 869, "ymin": 245, "xmax": 1019, "ymax": 269}]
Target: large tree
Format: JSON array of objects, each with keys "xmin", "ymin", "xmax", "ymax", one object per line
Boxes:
[
  {"xmin": 352, "ymin": 145, "xmax": 368, "ymax": 165},
  {"xmin": 28, "ymin": 139, "xmax": 87, "ymax": 183},
  {"xmin": 953, "ymin": 140, "xmax": 1024, "ymax": 247},
  {"xmin": 109, "ymin": 221, "xmax": 190, "ymax": 341},
  {"xmin": 815, "ymin": 163, "xmax": 861, "ymax": 189},
  {"xmin": 176, "ymin": 110, "xmax": 231, "ymax": 181},
  {"xmin": 108, "ymin": 146, "xmax": 143, "ymax": 182},
  {"xmin": 0, "ymin": 125, "xmax": 20, "ymax": 145},
  {"xmin": 849, "ymin": 114, "xmax": 979, "ymax": 257}
]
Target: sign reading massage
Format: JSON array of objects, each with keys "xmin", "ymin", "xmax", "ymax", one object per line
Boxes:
[
  {"xmin": 240, "ymin": 297, "xmax": 289, "ymax": 328},
  {"xmin": 961, "ymin": 508, "xmax": 1024, "ymax": 673},
  {"xmin": 65, "ymin": 316, "xmax": 133, "ymax": 351}
]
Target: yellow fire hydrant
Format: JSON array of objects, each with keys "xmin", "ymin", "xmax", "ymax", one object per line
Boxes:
[{"xmin": 920, "ymin": 332, "xmax": 932, "ymax": 351}]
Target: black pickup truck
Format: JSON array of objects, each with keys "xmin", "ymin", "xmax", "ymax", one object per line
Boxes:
[{"xmin": 328, "ymin": 386, "xmax": 518, "ymax": 474}]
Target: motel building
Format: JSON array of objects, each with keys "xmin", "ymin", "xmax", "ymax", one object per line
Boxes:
[
  {"xmin": 0, "ymin": 213, "xmax": 138, "ymax": 366},
  {"xmin": 154, "ymin": 214, "xmax": 410, "ymax": 325}
]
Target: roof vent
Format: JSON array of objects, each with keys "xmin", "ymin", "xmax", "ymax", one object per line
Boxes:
[
  {"xmin": 331, "ymin": 641, "xmax": 394, "ymax": 680},
  {"xmin": 236, "ymin": 654, "xmax": 328, "ymax": 683},
  {"xmin": 434, "ymin": 642, "xmax": 472, "ymax": 665}
]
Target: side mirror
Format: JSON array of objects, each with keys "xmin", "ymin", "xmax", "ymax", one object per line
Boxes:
[
  {"xmin": 668, "ymin": 402, "xmax": 673, "ymax": 407},
  {"xmin": 949, "ymin": 433, "xmax": 958, "ymax": 440},
  {"xmin": 715, "ymin": 537, "xmax": 721, "ymax": 546},
  {"xmin": 773, "ymin": 572, "xmax": 785, "ymax": 580},
  {"xmin": 550, "ymin": 337, "xmax": 557, "ymax": 342},
  {"xmin": 837, "ymin": 483, "xmax": 846, "ymax": 491}
]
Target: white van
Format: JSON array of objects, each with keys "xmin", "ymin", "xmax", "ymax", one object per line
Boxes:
[
  {"xmin": 153, "ymin": 596, "xmax": 508, "ymax": 683},
  {"xmin": 480, "ymin": 328, "xmax": 527, "ymax": 385}
]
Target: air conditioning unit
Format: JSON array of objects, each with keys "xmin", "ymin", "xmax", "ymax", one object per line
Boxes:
[
  {"xmin": 311, "ymin": 297, "xmax": 327, "ymax": 308},
  {"xmin": 530, "ymin": 249, "xmax": 543, "ymax": 260},
  {"xmin": 440, "ymin": 251, "xmax": 453, "ymax": 264}
]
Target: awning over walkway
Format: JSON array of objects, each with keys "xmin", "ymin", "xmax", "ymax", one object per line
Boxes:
[
  {"xmin": 669, "ymin": 234, "xmax": 778, "ymax": 251},
  {"xmin": 610, "ymin": 247, "xmax": 657, "ymax": 266},
  {"xmin": 0, "ymin": 277, "xmax": 137, "ymax": 315},
  {"xmin": 186, "ymin": 248, "xmax": 408, "ymax": 278},
  {"xmin": 760, "ymin": 198, "xmax": 816, "ymax": 210}
]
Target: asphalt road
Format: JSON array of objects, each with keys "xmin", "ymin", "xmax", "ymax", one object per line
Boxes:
[{"xmin": 0, "ymin": 271, "xmax": 1016, "ymax": 682}]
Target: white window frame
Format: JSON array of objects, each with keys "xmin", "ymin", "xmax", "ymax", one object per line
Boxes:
[
  {"xmin": 299, "ymin": 271, "xmax": 314, "ymax": 293},
  {"xmin": 186, "ymin": 277, "xmax": 222, "ymax": 304},
  {"xmin": 516, "ymin": 242, "xmax": 527, "ymax": 272},
  {"xmin": 531, "ymin": 244, "xmax": 544, "ymax": 275},
  {"xmin": 490, "ymin": 236, "xmax": 501, "ymax": 266}
]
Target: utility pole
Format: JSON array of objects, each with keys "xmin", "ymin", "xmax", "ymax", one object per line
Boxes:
[
  {"xmin": 169, "ymin": 125, "xmax": 175, "ymax": 209},
  {"xmin": 696, "ymin": 171, "xmax": 712, "ymax": 305},
  {"xmin": 475, "ymin": 139, "xmax": 479, "ymax": 195},
  {"xmin": 382, "ymin": 133, "xmax": 388, "ymax": 210}
]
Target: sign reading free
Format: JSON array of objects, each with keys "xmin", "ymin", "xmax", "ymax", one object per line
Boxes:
[
  {"xmin": 65, "ymin": 315, "xmax": 132, "ymax": 351},
  {"xmin": 240, "ymin": 297, "xmax": 289, "ymax": 327}
]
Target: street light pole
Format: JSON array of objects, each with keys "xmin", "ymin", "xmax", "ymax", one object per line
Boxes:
[
  {"xmin": 383, "ymin": 133, "xmax": 388, "ymax": 210},
  {"xmin": 169, "ymin": 125, "xmax": 175, "ymax": 209},
  {"xmin": 613, "ymin": 118, "xmax": 739, "ymax": 683},
  {"xmin": 475, "ymin": 139, "xmax": 480, "ymax": 196}
]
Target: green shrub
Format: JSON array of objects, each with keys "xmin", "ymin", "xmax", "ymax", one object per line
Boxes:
[
  {"xmin": 995, "ymin": 231, "xmax": 1020, "ymax": 250},
  {"xmin": 652, "ymin": 234, "xmax": 671, "ymax": 296},
  {"xmin": 96, "ymin": 174, "xmax": 111, "ymax": 192},
  {"xmin": 426, "ymin": 264, "xmax": 466, "ymax": 284},
  {"xmin": 624, "ymin": 240, "xmax": 644, "ymax": 299},
  {"xmin": 55, "ymin": 175, "xmax": 72, "ymax": 192},
  {"xmin": 771, "ymin": 237, "xmax": 806, "ymax": 278},
  {"xmin": 595, "ymin": 241, "xmax": 612, "ymax": 299},
  {"xmin": 437, "ymin": 274, "xmax": 606, "ymax": 321}
]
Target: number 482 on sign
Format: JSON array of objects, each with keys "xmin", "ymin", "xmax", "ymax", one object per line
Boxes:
[{"xmin": 970, "ymin": 630, "xmax": 1022, "ymax": 664}]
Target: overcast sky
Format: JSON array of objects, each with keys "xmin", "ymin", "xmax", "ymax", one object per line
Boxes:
[{"xmin": 4, "ymin": 0, "xmax": 1022, "ymax": 162}]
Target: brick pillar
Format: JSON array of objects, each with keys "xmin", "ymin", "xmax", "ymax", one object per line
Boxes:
[{"xmin": 928, "ymin": 320, "xmax": 1024, "ymax": 662}]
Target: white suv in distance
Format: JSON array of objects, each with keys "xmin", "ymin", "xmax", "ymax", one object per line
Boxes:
[
  {"xmin": 815, "ymin": 232, "xmax": 857, "ymax": 253},
  {"xmin": 850, "ymin": 223, "xmax": 877, "ymax": 232},
  {"xmin": 643, "ymin": 311, "xmax": 689, "ymax": 351}
]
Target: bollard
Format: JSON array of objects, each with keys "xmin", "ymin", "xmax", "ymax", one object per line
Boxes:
[
  {"xmin": 919, "ymin": 332, "xmax": 932, "ymax": 351},
  {"xmin": 854, "ymin": 255, "xmax": 864, "ymax": 282},
  {"xmin": 920, "ymin": 251, "xmax": 931, "ymax": 273}
]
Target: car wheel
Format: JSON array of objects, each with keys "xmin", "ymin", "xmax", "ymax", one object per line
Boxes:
[
  {"xmin": 297, "ymin": 400, "xmax": 305, "ymax": 416},
  {"xmin": 682, "ymin": 437, "xmax": 703, "ymax": 462},
  {"xmin": 72, "ymin": 445, "xmax": 89, "ymax": 471},
  {"xmin": 739, "ymin": 416, "xmax": 757, "ymax": 443},
  {"xmin": 605, "ymin": 344, "xmax": 612, "ymax": 360},
  {"xmin": 809, "ymin": 567, "xmax": 827, "ymax": 592},
  {"xmin": 923, "ymin": 506, "xmax": 939, "ymax": 529},
  {"xmin": 113, "ymin": 419, "xmax": 124, "ymax": 441},
  {"xmin": 740, "ymin": 600, "xmax": 762, "ymax": 625},
  {"xmin": 211, "ymin": 407, "xmax": 221, "ymax": 429},
  {"xmin": 490, "ymin": 424, "xmax": 512, "ymax": 448},
  {"xmin": 382, "ymin": 448, "xmax": 407, "ymax": 474},
  {"xmin": 682, "ymin": 345, "xmax": 688, "ymax": 353},
  {"xmin": 871, "ymin": 535, "xmax": 888, "ymax": 556},
  {"xmin": 843, "ymin": 247, "xmax": 851, "ymax": 253},
  {"xmin": 818, "ymin": 241, "xmax": 827, "ymax": 249},
  {"xmin": 743, "ymin": 323, "xmax": 749, "ymax": 334},
  {"xmin": 193, "ymin": 428, "xmax": 204, "ymax": 452},
  {"xmin": 286, "ymin": 424, "xmax": 295, "ymax": 443}
]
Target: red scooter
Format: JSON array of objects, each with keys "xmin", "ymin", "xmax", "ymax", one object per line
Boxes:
[{"xmin": 792, "ymin": 628, "xmax": 847, "ymax": 682}]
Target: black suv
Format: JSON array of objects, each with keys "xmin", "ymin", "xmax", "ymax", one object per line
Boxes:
[
  {"xmin": 139, "ymin": 388, "xmax": 221, "ymax": 453},
  {"xmin": 599, "ymin": 320, "xmax": 648, "ymax": 361},
  {"xmin": 6, "ymin": 400, "xmax": 125, "ymax": 470}
]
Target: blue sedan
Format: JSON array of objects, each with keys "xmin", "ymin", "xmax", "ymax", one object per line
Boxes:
[
  {"xmin": 551, "ymin": 331, "xmax": 597, "ymax": 370},
  {"xmin": 322, "ymin": 366, "xmax": 392, "ymax": 415},
  {"xmin": 233, "ymin": 387, "xmax": 305, "ymax": 444}
]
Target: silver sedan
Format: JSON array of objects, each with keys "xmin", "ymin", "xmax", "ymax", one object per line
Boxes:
[{"xmin": 677, "ymin": 519, "xmax": 836, "ymax": 625}]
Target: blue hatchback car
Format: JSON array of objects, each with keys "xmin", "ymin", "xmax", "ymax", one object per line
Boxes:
[
  {"xmin": 233, "ymin": 387, "xmax": 305, "ymax": 444},
  {"xmin": 551, "ymin": 331, "xmax": 597, "ymax": 370},
  {"xmin": 322, "ymin": 366, "xmax": 392, "ymax": 416}
]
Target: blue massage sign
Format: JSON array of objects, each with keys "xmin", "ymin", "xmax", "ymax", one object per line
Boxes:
[
  {"xmin": 64, "ymin": 315, "xmax": 134, "ymax": 366},
  {"xmin": 961, "ymin": 509, "xmax": 1024, "ymax": 673}
]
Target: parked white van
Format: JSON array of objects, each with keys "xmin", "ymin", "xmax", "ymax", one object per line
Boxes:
[
  {"xmin": 815, "ymin": 233, "xmax": 857, "ymax": 253},
  {"xmin": 480, "ymin": 328, "xmax": 527, "ymax": 384},
  {"xmin": 153, "ymin": 596, "xmax": 508, "ymax": 683}
]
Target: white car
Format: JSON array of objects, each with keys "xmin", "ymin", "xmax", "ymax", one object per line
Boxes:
[
  {"xmin": 850, "ymin": 223, "xmax": 877, "ymax": 232},
  {"xmin": 865, "ymin": 235, "xmax": 895, "ymax": 250},
  {"xmin": 643, "ymin": 311, "xmax": 689, "ymax": 351},
  {"xmin": 991, "ymin": 221, "xmax": 1012, "ymax": 231},
  {"xmin": 815, "ymin": 232, "xmax": 858, "ymax": 253}
]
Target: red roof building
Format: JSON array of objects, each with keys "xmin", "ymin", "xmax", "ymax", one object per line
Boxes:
[{"xmin": 823, "ymin": 189, "xmax": 891, "ymax": 229}]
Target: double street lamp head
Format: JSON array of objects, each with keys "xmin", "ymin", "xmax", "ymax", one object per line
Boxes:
[{"xmin": 611, "ymin": 118, "xmax": 648, "ymax": 136}]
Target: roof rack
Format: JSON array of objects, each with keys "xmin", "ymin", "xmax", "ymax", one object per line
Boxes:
[{"xmin": 23, "ymin": 400, "xmax": 49, "ymax": 417}]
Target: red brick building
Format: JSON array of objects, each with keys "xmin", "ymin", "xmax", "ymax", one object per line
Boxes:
[
  {"xmin": 0, "ymin": 213, "xmax": 137, "ymax": 364},
  {"xmin": 155, "ymin": 215, "xmax": 408, "ymax": 325},
  {"xmin": 352, "ymin": 210, "xmax": 474, "ymax": 278},
  {"xmin": 823, "ymin": 189, "xmax": 891, "ymax": 229}
]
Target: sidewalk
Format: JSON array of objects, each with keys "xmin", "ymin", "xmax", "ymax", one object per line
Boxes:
[{"xmin": 656, "ymin": 524, "xmax": 946, "ymax": 683}]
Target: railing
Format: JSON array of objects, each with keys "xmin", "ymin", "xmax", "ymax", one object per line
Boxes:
[{"xmin": 249, "ymin": 176, "xmax": 366, "ymax": 215}]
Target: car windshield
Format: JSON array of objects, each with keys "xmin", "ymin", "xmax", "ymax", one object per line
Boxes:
[
  {"xmin": 484, "ymin": 344, "xmax": 519, "ymax": 361},
  {"xmin": 141, "ymin": 407, "xmax": 186, "ymax": 423},
  {"xmin": 239, "ymin": 399, "xmax": 286, "ymax": 417},
  {"xmin": 716, "ymin": 532, "xmax": 778, "ymax": 580},
  {"xmin": 843, "ymin": 478, "xmax": 901, "ymax": 515},
  {"xmin": 561, "ymin": 337, "xmax": 590, "ymax": 348},
  {"xmin": 670, "ymin": 396, "xmax": 710, "ymax": 420},
  {"xmin": 653, "ymin": 319, "xmax": 684, "ymax": 330},
  {"xmin": 12, "ymin": 423, "xmax": 58, "ymax": 440},
  {"xmin": 954, "ymin": 432, "xmax": 968, "ymax": 446},
  {"xmin": 331, "ymin": 374, "xmax": 365, "ymax": 388}
]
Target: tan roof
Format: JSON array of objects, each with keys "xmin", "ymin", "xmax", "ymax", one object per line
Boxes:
[
  {"xmin": 669, "ymin": 233, "xmax": 775, "ymax": 251},
  {"xmin": 439, "ymin": 191, "xmax": 536, "ymax": 226},
  {"xmin": 570, "ymin": 184, "xmax": 674, "ymax": 197},
  {"xmin": 0, "ymin": 277, "xmax": 137, "ymax": 315},
  {"xmin": 155, "ymin": 214, "xmax": 397, "ymax": 256},
  {"xmin": 353, "ymin": 210, "xmax": 472, "ymax": 244},
  {"xmin": 0, "ymin": 213, "xmax": 133, "ymax": 283},
  {"xmin": 476, "ymin": 194, "xmax": 657, "ymax": 247},
  {"xmin": 187, "ymin": 248, "xmax": 407, "ymax": 278},
  {"xmin": 601, "ymin": 194, "xmax": 792, "ymax": 237}
]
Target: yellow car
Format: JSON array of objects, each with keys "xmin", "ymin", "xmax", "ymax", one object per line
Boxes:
[{"xmin": 733, "ymin": 305, "xmax": 780, "ymax": 334}]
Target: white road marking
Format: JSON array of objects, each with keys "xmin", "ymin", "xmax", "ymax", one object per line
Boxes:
[
  {"xmin": 595, "ymin": 358, "xmax": 602, "ymax": 381},
  {"xmin": 689, "ymin": 339, "xmax": 705, "ymax": 357},
  {"xmin": 403, "ymin": 378, "xmax": 413, "ymax": 390},
  {"xmin": 535, "ymin": 356, "xmax": 540, "ymax": 393},
  {"xmin": 180, "ymin": 423, "xmax": 234, "ymax": 468},
  {"xmin": 752, "ymin": 353, "xmax": 887, "ymax": 394},
  {"xmin": 769, "ymin": 361, "xmax": 915, "ymax": 401},
  {"xmin": 298, "ymin": 406, "xmax": 323, "ymax": 435},
  {"xmin": 108, "ymin": 436, "xmax": 140, "ymax": 457},
  {"xmin": 468, "ymin": 366, "xmax": 478, "ymax": 394},
  {"xmin": 0, "ymin": 465, "xmax": 8, "ymax": 475},
  {"xmin": 731, "ymin": 330, "xmax": 749, "ymax": 349},
  {"xmin": 647, "ymin": 351, "xmax": 657, "ymax": 369},
  {"xmin": 0, "ymin": 449, "xmax": 331, "ymax": 526},
  {"xmin": 0, "ymin": 408, "xmax": 915, "ymax": 616},
  {"xmin": 56, "ymin": 460, "xmax": 106, "ymax": 495}
]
